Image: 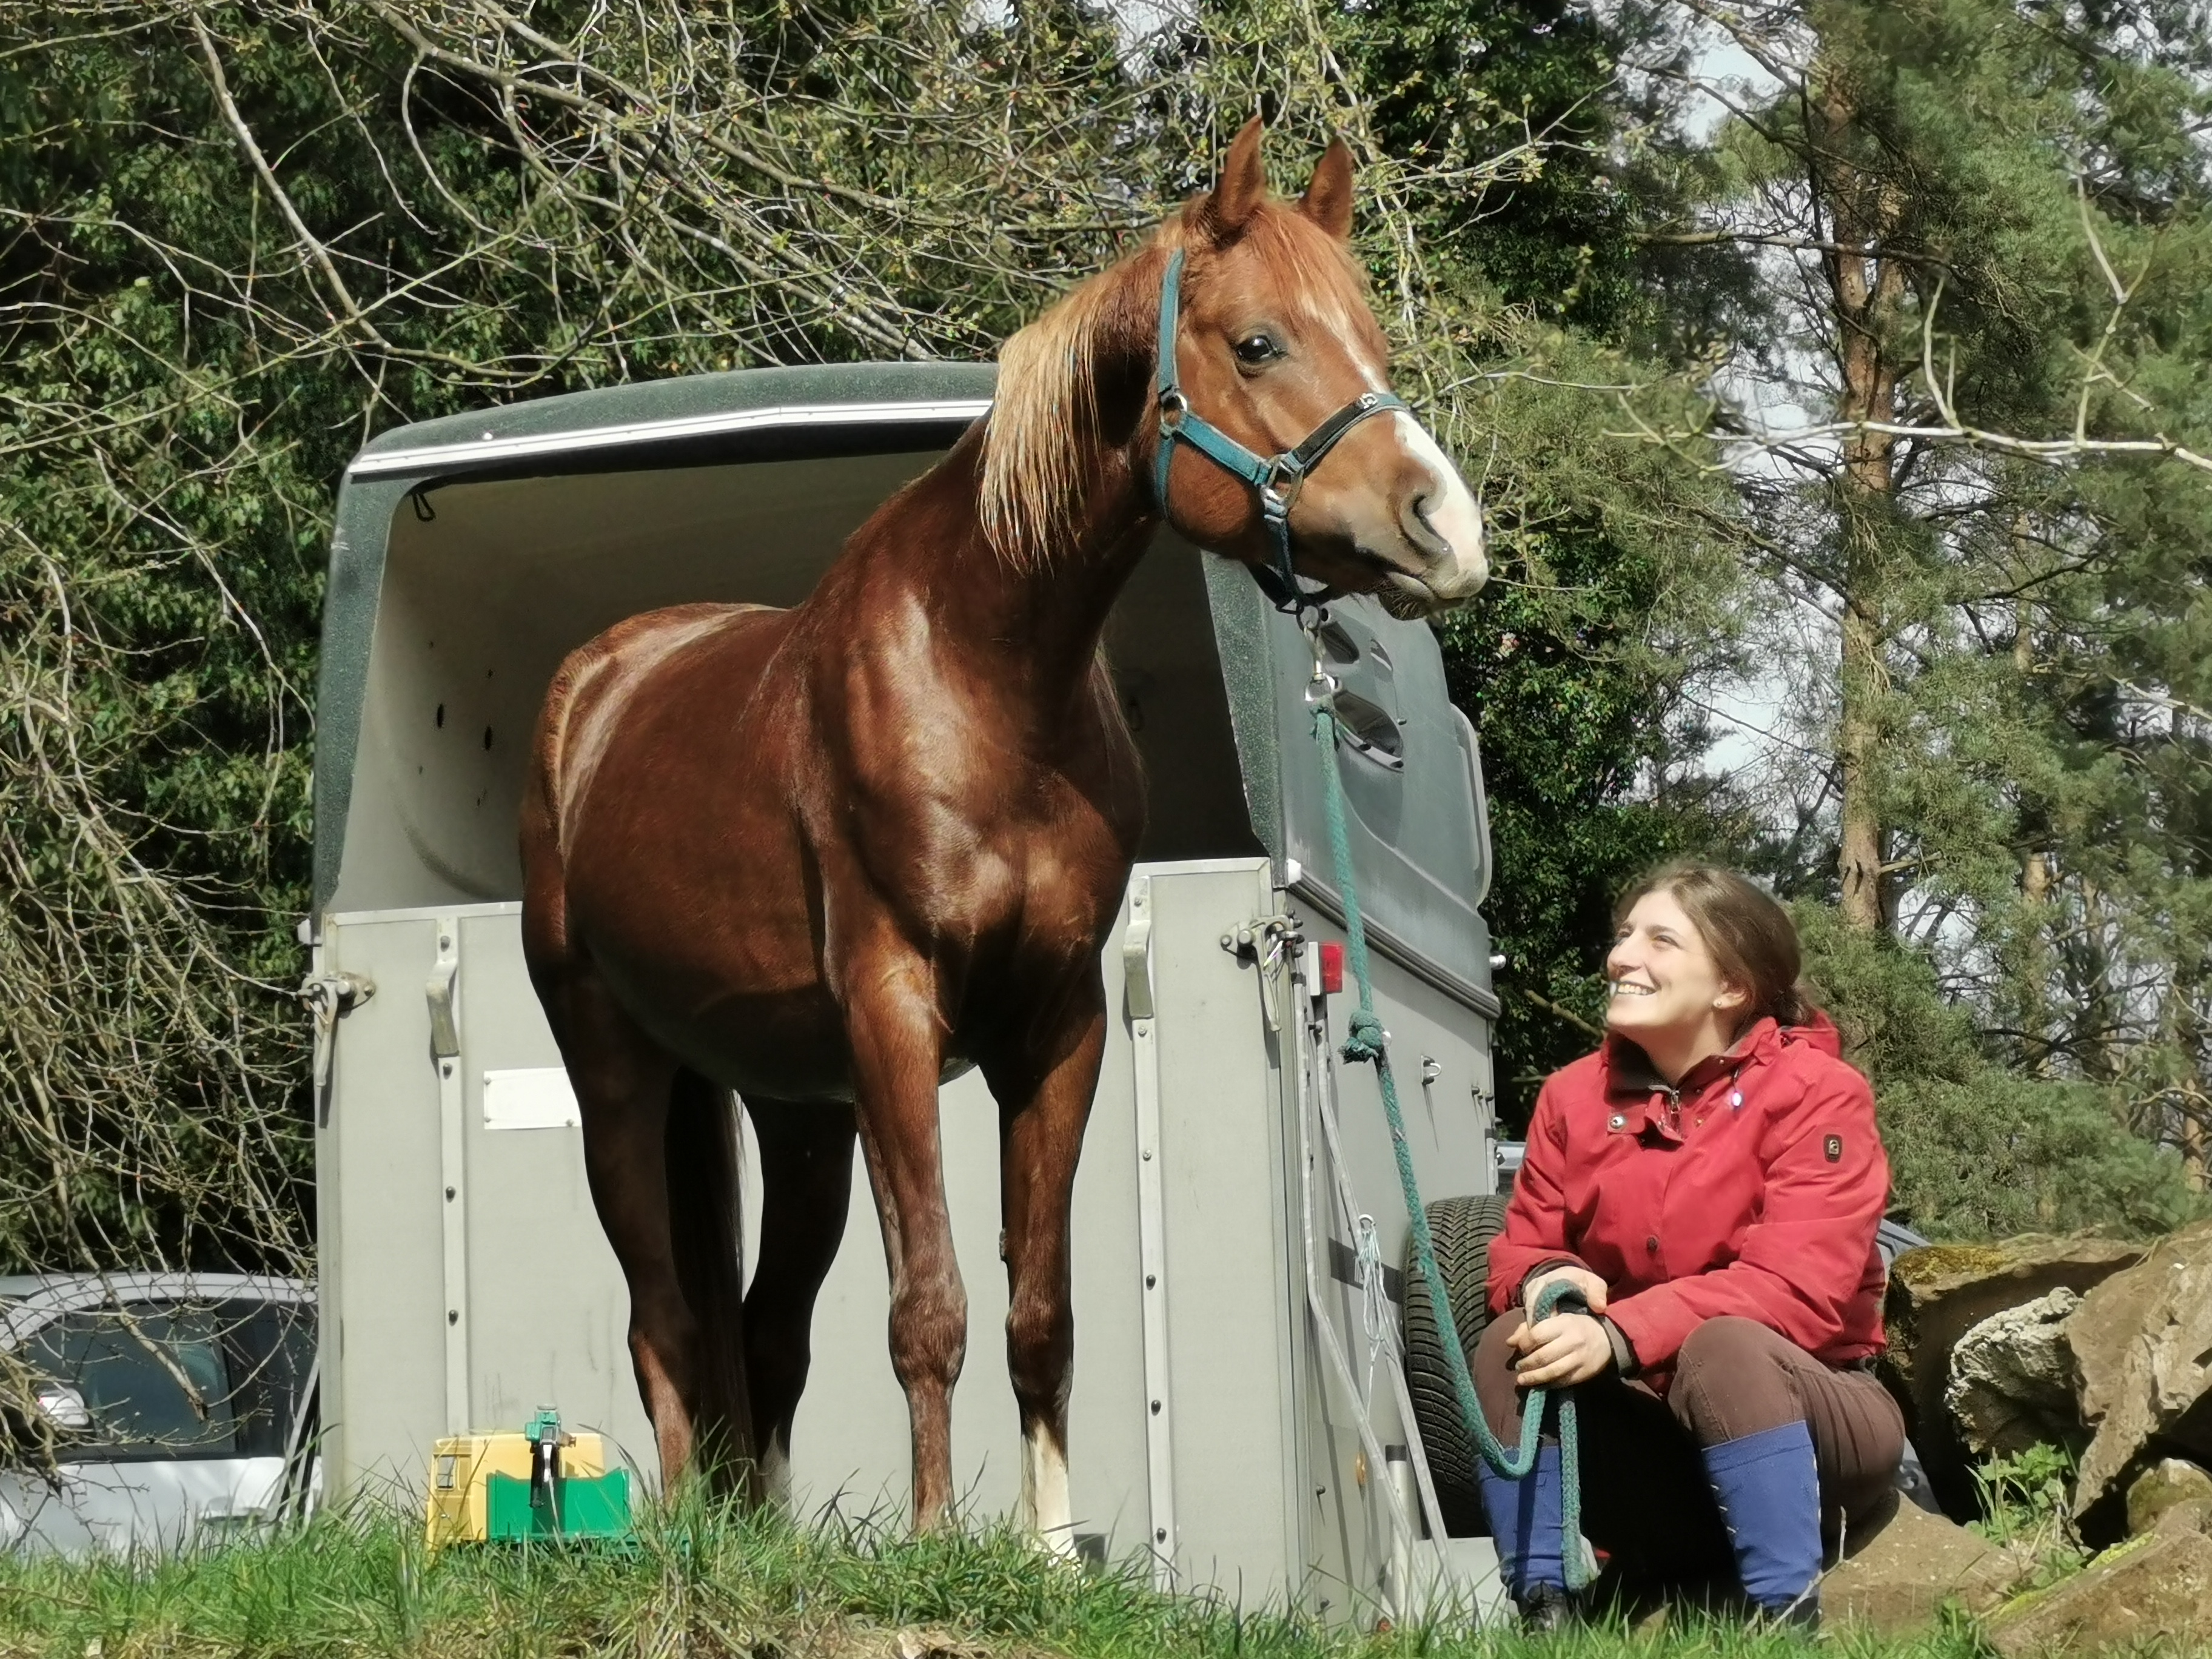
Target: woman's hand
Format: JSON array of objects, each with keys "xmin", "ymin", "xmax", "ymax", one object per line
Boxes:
[
  {"xmin": 1522, "ymin": 1264, "xmax": 1608, "ymax": 1320},
  {"xmin": 1507, "ymin": 1310, "xmax": 1615, "ymax": 1388}
]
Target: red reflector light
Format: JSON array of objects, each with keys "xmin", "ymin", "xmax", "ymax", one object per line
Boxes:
[{"xmin": 1319, "ymin": 942, "xmax": 1346, "ymax": 995}]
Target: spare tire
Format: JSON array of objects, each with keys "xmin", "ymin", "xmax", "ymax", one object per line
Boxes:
[{"xmin": 1401, "ymin": 1193, "xmax": 1510, "ymax": 1537}]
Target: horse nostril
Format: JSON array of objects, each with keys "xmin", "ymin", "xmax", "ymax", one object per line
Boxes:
[{"xmin": 1399, "ymin": 491, "xmax": 1449, "ymax": 560}]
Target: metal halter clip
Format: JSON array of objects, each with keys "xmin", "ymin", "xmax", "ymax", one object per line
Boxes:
[{"xmin": 1158, "ymin": 388, "xmax": 1188, "ymax": 426}]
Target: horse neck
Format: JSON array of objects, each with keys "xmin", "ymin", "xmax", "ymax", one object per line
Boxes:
[{"xmin": 896, "ymin": 429, "xmax": 1154, "ymax": 716}]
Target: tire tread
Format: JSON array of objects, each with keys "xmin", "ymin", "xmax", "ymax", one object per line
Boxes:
[{"xmin": 1399, "ymin": 1193, "xmax": 1509, "ymax": 1537}]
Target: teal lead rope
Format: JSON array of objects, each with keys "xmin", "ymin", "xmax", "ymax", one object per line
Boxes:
[{"xmin": 1311, "ymin": 690, "xmax": 1590, "ymax": 1594}]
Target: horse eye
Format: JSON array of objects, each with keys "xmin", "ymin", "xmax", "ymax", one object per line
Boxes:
[{"xmin": 1232, "ymin": 333, "xmax": 1281, "ymax": 367}]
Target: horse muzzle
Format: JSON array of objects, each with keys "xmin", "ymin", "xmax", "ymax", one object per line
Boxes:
[{"xmin": 1406, "ymin": 494, "xmax": 1488, "ymax": 606}]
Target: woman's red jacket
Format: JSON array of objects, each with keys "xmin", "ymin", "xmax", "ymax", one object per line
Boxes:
[{"xmin": 1486, "ymin": 1013, "xmax": 1889, "ymax": 1392}]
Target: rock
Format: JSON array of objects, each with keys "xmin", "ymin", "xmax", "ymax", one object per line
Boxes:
[
  {"xmin": 2125, "ymin": 1458, "xmax": 2212, "ymax": 1538},
  {"xmin": 1883, "ymin": 1235, "xmax": 2144, "ymax": 1517},
  {"xmin": 2067, "ymin": 1218, "xmax": 2212, "ymax": 1540},
  {"xmin": 1944, "ymin": 1287, "xmax": 2085, "ymax": 1460},
  {"xmin": 1820, "ymin": 1490, "xmax": 2033, "ymax": 1635},
  {"xmin": 1987, "ymin": 1527, "xmax": 2212, "ymax": 1657},
  {"xmin": 2154, "ymin": 1498, "xmax": 2212, "ymax": 1540}
]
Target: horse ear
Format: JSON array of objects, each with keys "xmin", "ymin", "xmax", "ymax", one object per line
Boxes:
[
  {"xmin": 1200, "ymin": 117, "xmax": 1269, "ymax": 238},
  {"xmin": 1299, "ymin": 138, "xmax": 1355, "ymax": 240}
]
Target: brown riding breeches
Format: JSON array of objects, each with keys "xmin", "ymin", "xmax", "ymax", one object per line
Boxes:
[{"xmin": 1472, "ymin": 1312, "xmax": 1906, "ymax": 1586}]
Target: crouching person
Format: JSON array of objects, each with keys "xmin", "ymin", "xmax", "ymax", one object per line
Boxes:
[{"xmin": 1478, "ymin": 862, "xmax": 1903, "ymax": 1631}]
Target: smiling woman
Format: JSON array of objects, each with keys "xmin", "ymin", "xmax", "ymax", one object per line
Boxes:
[
  {"xmin": 1469, "ymin": 861, "xmax": 1903, "ymax": 1632},
  {"xmin": 1600, "ymin": 863, "xmax": 1814, "ymax": 1085}
]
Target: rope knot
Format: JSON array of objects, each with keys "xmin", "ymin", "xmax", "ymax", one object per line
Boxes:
[{"xmin": 1342, "ymin": 1008, "xmax": 1386, "ymax": 1064}]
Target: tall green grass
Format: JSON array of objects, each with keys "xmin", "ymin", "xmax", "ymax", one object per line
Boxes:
[{"xmin": 0, "ymin": 1496, "xmax": 2005, "ymax": 1659}]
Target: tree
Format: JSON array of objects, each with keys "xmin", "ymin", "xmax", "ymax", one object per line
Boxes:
[
  {"xmin": 0, "ymin": 1, "xmax": 1748, "ymax": 1275},
  {"xmin": 1326, "ymin": 0, "xmax": 1753, "ymax": 1119},
  {"xmin": 1651, "ymin": 0, "xmax": 2212, "ymax": 1195}
]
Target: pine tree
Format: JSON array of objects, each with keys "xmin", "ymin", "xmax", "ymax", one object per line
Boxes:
[{"xmin": 1658, "ymin": 0, "xmax": 2212, "ymax": 1201}]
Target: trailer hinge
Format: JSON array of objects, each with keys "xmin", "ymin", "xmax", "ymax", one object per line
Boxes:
[
  {"xmin": 1122, "ymin": 880, "xmax": 1156, "ymax": 1022},
  {"xmin": 425, "ymin": 938, "xmax": 461, "ymax": 1059},
  {"xmin": 304, "ymin": 971, "xmax": 375, "ymax": 1128},
  {"xmin": 1219, "ymin": 913, "xmax": 1300, "ymax": 1032}
]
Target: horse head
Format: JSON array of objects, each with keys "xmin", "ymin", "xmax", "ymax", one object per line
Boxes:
[
  {"xmin": 1151, "ymin": 119, "xmax": 1488, "ymax": 617},
  {"xmin": 982, "ymin": 119, "xmax": 1484, "ymax": 617}
]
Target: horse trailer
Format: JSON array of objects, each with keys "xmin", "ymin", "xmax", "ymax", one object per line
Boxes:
[{"xmin": 308, "ymin": 363, "xmax": 1510, "ymax": 1620}]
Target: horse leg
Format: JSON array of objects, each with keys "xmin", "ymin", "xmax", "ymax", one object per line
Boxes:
[
  {"xmin": 739, "ymin": 1095, "xmax": 857, "ymax": 1510},
  {"xmin": 664, "ymin": 1067, "xmax": 759, "ymax": 1499},
  {"xmin": 549, "ymin": 974, "xmax": 720, "ymax": 1492},
  {"xmin": 842, "ymin": 951, "xmax": 966, "ymax": 1530},
  {"xmin": 986, "ymin": 994, "xmax": 1107, "ymax": 1556}
]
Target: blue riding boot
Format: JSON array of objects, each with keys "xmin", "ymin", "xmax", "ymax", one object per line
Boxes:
[
  {"xmin": 1701, "ymin": 1420, "xmax": 1823, "ymax": 1626},
  {"xmin": 1479, "ymin": 1442, "xmax": 1576, "ymax": 1626}
]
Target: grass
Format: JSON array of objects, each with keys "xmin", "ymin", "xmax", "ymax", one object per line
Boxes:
[{"xmin": 0, "ymin": 1495, "xmax": 2041, "ymax": 1659}]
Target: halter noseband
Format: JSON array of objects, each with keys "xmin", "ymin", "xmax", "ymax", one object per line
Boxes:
[{"xmin": 1151, "ymin": 247, "xmax": 1410, "ymax": 614}]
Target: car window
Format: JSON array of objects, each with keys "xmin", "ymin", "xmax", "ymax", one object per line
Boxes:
[
  {"xmin": 22, "ymin": 1304, "xmax": 238, "ymax": 1460},
  {"xmin": 219, "ymin": 1299, "xmax": 313, "ymax": 1458}
]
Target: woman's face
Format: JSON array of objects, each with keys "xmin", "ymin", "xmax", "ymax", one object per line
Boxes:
[{"xmin": 1604, "ymin": 889, "xmax": 1747, "ymax": 1044}]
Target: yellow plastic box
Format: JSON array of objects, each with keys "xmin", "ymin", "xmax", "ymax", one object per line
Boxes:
[{"xmin": 425, "ymin": 1429, "xmax": 613, "ymax": 1546}]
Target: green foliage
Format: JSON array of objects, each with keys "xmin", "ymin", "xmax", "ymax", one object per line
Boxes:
[
  {"xmin": 1325, "ymin": 3, "xmax": 1752, "ymax": 1121},
  {"xmin": 1433, "ymin": 354, "xmax": 1748, "ymax": 1116},
  {"xmin": 1969, "ymin": 1442, "xmax": 2088, "ymax": 1585},
  {"xmin": 1795, "ymin": 905, "xmax": 2202, "ymax": 1238},
  {"xmin": 1661, "ymin": 0, "xmax": 2212, "ymax": 1187},
  {"xmin": 1335, "ymin": 0, "xmax": 1636, "ymax": 333}
]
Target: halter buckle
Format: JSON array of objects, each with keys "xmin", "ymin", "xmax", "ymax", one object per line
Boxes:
[{"xmin": 1157, "ymin": 388, "xmax": 1188, "ymax": 427}]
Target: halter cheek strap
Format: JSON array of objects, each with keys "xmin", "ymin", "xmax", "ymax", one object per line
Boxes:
[{"xmin": 1151, "ymin": 247, "xmax": 1410, "ymax": 614}]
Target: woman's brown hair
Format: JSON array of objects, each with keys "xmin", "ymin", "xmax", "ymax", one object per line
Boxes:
[{"xmin": 1615, "ymin": 860, "xmax": 1818, "ymax": 1029}]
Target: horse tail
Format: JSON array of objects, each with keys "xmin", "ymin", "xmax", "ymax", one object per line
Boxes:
[{"xmin": 666, "ymin": 1066, "xmax": 762, "ymax": 1501}]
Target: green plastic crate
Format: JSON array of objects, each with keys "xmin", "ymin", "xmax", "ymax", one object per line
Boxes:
[{"xmin": 483, "ymin": 1468, "xmax": 632, "ymax": 1542}]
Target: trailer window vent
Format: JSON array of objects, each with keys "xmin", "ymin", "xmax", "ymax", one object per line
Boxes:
[{"xmin": 1331, "ymin": 691, "xmax": 1404, "ymax": 769}]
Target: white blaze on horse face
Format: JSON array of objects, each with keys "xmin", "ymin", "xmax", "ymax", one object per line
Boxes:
[
  {"xmin": 1021, "ymin": 1420, "xmax": 1078, "ymax": 1558},
  {"xmin": 1391, "ymin": 411, "xmax": 1488, "ymax": 600},
  {"xmin": 1338, "ymin": 337, "xmax": 1486, "ymax": 603}
]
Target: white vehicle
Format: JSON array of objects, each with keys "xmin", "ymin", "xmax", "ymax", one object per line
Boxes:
[{"xmin": 0, "ymin": 1274, "xmax": 317, "ymax": 1553}]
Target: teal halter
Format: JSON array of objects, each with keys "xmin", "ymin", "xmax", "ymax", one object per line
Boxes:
[{"xmin": 1152, "ymin": 247, "xmax": 1411, "ymax": 614}]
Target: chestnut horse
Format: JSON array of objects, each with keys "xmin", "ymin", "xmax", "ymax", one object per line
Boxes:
[{"xmin": 518, "ymin": 120, "xmax": 1487, "ymax": 1546}]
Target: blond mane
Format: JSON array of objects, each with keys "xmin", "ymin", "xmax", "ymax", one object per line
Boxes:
[
  {"xmin": 977, "ymin": 230, "xmax": 1169, "ymax": 569},
  {"xmin": 978, "ymin": 204, "xmax": 1377, "ymax": 570}
]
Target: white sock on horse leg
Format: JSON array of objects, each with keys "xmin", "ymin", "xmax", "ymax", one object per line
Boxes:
[{"xmin": 1021, "ymin": 1420, "xmax": 1076, "ymax": 1556}]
